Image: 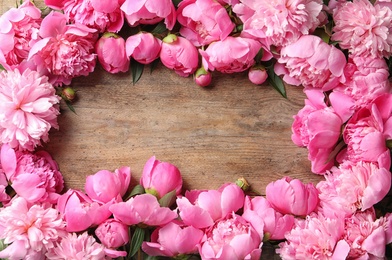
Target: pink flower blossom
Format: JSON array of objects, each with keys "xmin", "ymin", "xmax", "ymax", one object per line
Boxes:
[
  {"xmin": 45, "ymin": 0, "xmax": 125, "ymax": 33},
  {"xmin": 160, "ymin": 34, "xmax": 199, "ymax": 77},
  {"xmin": 95, "ymin": 219, "xmax": 129, "ymax": 249},
  {"xmin": 200, "ymin": 36, "xmax": 262, "ymax": 74},
  {"xmin": 95, "ymin": 33, "xmax": 129, "ymax": 74},
  {"xmin": 126, "ymin": 32, "xmax": 162, "ymax": 64},
  {"xmin": 1, "ymin": 144, "xmax": 64, "ymax": 204},
  {"xmin": 248, "ymin": 66, "xmax": 268, "ymax": 85},
  {"xmin": 332, "ymin": 0, "xmax": 392, "ymax": 58},
  {"xmin": 46, "ymin": 231, "xmax": 106, "ymax": 260},
  {"xmin": 232, "ymin": 0, "xmax": 323, "ymax": 47},
  {"xmin": 142, "ymin": 221, "xmax": 204, "ymax": 257},
  {"xmin": 28, "ymin": 11, "xmax": 97, "ymax": 86},
  {"xmin": 121, "ymin": 0, "xmax": 177, "ymax": 30},
  {"xmin": 176, "ymin": 0, "xmax": 235, "ymax": 46},
  {"xmin": 195, "ymin": 67, "xmax": 212, "ymax": 87},
  {"xmin": 0, "ymin": 0, "xmax": 41, "ymax": 70},
  {"xmin": 199, "ymin": 214, "xmax": 262, "ymax": 260},
  {"xmin": 0, "ymin": 197, "xmax": 66, "ymax": 259},
  {"xmin": 276, "ymin": 35, "xmax": 347, "ymax": 90},
  {"xmin": 85, "ymin": 166, "xmax": 131, "ymax": 204},
  {"xmin": 109, "ymin": 193, "xmax": 177, "ymax": 226},
  {"xmin": 317, "ymin": 161, "xmax": 391, "ymax": 218},
  {"xmin": 140, "ymin": 156, "xmax": 182, "ymax": 199},
  {"xmin": 176, "ymin": 183, "xmax": 245, "ymax": 229},
  {"xmin": 0, "ymin": 170, "xmax": 10, "ymax": 205},
  {"xmin": 242, "ymin": 196, "xmax": 295, "ymax": 240},
  {"xmin": 0, "ymin": 69, "xmax": 60, "ymax": 151},
  {"xmin": 266, "ymin": 177, "xmax": 319, "ymax": 216}
]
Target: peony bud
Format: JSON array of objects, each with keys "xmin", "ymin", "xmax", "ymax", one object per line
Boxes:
[
  {"xmin": 126, "ymin": 32, "xmax": 162, "ymax": 64},
  {"xmin": 235, "ymin": 177, "xmax": 250, "ymax": 192},
  {"xmin": 195, "ymin": 67, "xmax": 212, "ymax": 87},
  {"xmin": 95, "ymin": 219, "xmax": 129, "ymax": 249},
  {"xmin": 248, "ymin": 66, "xmax": 268, "ymax": 85},
  {"xmin": 61, "ymin": 87, "xmax": 76, "ymax": 102}
]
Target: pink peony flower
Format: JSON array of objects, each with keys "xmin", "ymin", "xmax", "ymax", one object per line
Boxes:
[
  {"xmin": 176, "ymin": 0, "xmax": 235, "ymax": 46},
  {"xmin": 109, "ymin": 193, "xmax": 177, "ymax": 226},
  {"xmin": 242, "ymin": 196, "xmax": 295, "ymax": 241},
  {"xmin": 232, "ymin": 0, "xmax": 323, "ymax": 47},
  {"xmin": 1, "ymin": 144, "xmax": 64, "ymax": 204},
  {"xmin": 142, "ymin": 221, "xmax": 204, "ymax": 257},
  {"xmin": 200, "ymin": 36, "xmax": 262, "ymax": 74},
  {"xmin": 248, "ymin": 66, "xmax": 268, "ymax": 85},
  {"xmin": 45, "ymin": 0, "xmax": 125, "ymax": 33},
  {"xmin": 95, "ymin": 33, "xmax": 130, "ymax": 74},
  {"xmin": 126, "ymin": 32, "xmax": 162, "ymax": 64},
  {"xmin": 121, "ymin": 0, "xmax": 177, "ymax": 30},
  {"xmin": 46, "ymin": 231, "xmax": 106, "ymax": 260},
  {"xmin": 317, "ymin": 161, "xmax": 391, "ymax": 217},
  {"xmin": 266, "ymin": 176, "xmax": 319, "ymax": 216},
  {"xmin": 140, "ymin": 156, "xmax": 182, "ymax": 199},
  {"xmin": 275, "ymin": 35, "xmax": 347, "ymax": 90},
  {"xmin": 176, "ymin": 183, "xmax": 245, "ymax": 229},
  {"xmin": 160, "ymin": 34, "xmax": 199, "ymax": 77},
  {"xmin": 332, "ymin": 0, "xmax": 392, "ymax": 58},
  {"xmin": 194, "ymin": 67, "xmax": 212, "ymax": 87},
  {"xmin": 199, "ymin": 214, "xmax": 262, "ymax": 260},
  {"xmin": 85, "ymin": 166, "xmax": 131, "ymax": 204},
  {"xmin": 0, "ymin": 0, "xmax": 41, "ymax": 70},
  {"xmin": 28, "ymin": 11, "xmax": 97, "ymax": 86},
  {"xmin": 0, "ymin": 197, "xmax": 66, "ymax": 259},
  {"xmin": 0, "ymin": 69, "xmax": 60, "ymax": 151},
  {"xmin": 95, "ymin": 218, "xmax": 129, "ymax": 249}
]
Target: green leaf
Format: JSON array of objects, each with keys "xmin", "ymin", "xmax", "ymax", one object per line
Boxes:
[
  {"xmin": 128, "ymin": 227, "xmax": 146, "ymax": 258},
  {"xmin": 158, "ymin": 189, "xmax": 177, "ymax": 207},
  {"xmin": 65, "ymin": 101, "xmax": 77, "ymax": 114},
  {"xmin": 151, "ymin": 22, "xmax": 168, "ymax": 35},
  {"xmin": 267, "ymin": 68, "xmax": 287, "ymax": 98},
  {"xmin": 126, "ymin": 184, "xmax": 145, "ymax": 200},
  {"xmin": 150, "ymin": 59, "xmax": 160, "ymax": 74},
  {"xmin": 131, "ymin": 60, "xmax": 145, "ymax": 85}
]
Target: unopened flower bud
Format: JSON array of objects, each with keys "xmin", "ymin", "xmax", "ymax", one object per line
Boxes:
[
  {"xmin": 248, "ymin": 66, "xmax": 268, "ymax": 85},
  {"xmin": 195, "ymin": 67, "xmax": 212, "ymax": 87},
  {"xmin": 235, "ymin": 177, "xmax": 250, "ymax": 191},
  {"xmin": 61, "ymin": 87, "xmax": 76, "ymax": 102}
]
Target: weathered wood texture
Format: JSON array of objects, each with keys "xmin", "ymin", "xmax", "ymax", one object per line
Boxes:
[{"xmin": 1, "ymin": 0, "xmax": 323, "ymax": 193}]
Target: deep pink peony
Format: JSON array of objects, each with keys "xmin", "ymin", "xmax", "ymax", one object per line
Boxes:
[
  {"xmin": 176, "ymin": 0, "xmax": 235, "ymax": 46},
  {"xmin": 0, "ymin": 69, "xmax": 60, "ymax": 151},
  {"xmin": 0, "ymin": 197, "xmax": 66, "ymax": 259},
  {"xmin": 248, "ymin": 66, "xmax": 268, "ymax": 85},
  {"xmin": 176, "ymin": 183, "xmax": 245, "ymax": 229},
  {"xmin": 0, "ymin": 0, "xmax": 41, "ymax": 70},
  {"xmin": 276, "ymin": 35, "xmax": 347, "ymax": 90},
  {"xmin": 266, "ymin": 176, "xmax": 319, "ymax": 216},
  {"xmin": 28, "ymin": 11, "xmax": 97, "ymax": 86},
  {"xmin": 194, "ymin": 67, "xmax": 212, "ymax": 87},
  {"xmin": 142, "ymin": 221, "xmax": 204, "ymax": 257},
  {"xmin": 1, "ymin": 144, "xmax": 64, "ymax": 204},
  {"xmin": 121, "ymin": 0, "xmax": 177, "ymax": 30},
  {"xmin": 95, "ymin": 33, "xmax": 130, "ymax": 74},
  {"xmin": 95, "ymin": 218, "xmax": 129, "ymax": 249},
  {"xmin": 200, "ymin": 36, "xmax": 262, "ymax": 74},
  {"xmin": 332, "ymin": 0, "xmax": 392, "ymax": 58},
  {"xmin": 199, "ymin": 214, "xmax": 262, "ymax": 260},
  {"xmin": 45, "ymin": 0, "xmax": 125, "ymax": 33},
  {"xmin": 46, "ymin": 231, "xmax": 106, "ymax": 259},
  {"xmin": 85, "ymin": 166, "xmax": 131, "ymax": 204},
  {"xmin": 232, "ymin": 0, "xmax": 323, "ymax": 47},
  {"xmin": 126, "ymin": 32, "xmax": 162, "ymax": 65}
]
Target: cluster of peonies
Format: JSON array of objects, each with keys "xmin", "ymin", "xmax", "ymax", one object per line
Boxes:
[{"xmin": 0, "ymin": 0, "xmax": 392, "ymax": 259}]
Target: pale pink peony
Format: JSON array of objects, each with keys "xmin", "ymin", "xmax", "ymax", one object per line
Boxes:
[
  {"xmin": 46, "ymin": 231, "xmax": 106, "ymax": 260},
  {"xmin": 332, "ymin": 0, "xmax": 392, "ymax": 58},
  {"xmin": 276, "ymin": 35, "xmax": 347, "ymax": 90},
  {"xmin": 199, "ymin": 214, "xmax": 262, "ymax": 260},
  {"xmin": 0, "ymin": 69, "xmax": 60, "ymax": 151},
  {"xmin": 95, "ymin": 33, "xmax": 130, "ymax": 74},
  {"xmin": 242, "ymin": 196, "xmax": 295, "ymax": 241},
  {"xmin": 109, "ymin": 193, "xmax": 177, "ymax": 226},
  {"xmin": 1, "ymin": 144, "xmax": 64, "ymax": 204},
  {"xmin": 28, "ymin": 11, "xmax": 97, "ymax": 86},
  {"xmin": 176, "ymin": 183, "xmax": 245, "ymax": 229},
  {"xmin": 45, "ymin": 0, "xmax": 125, "ymax": 33},
  {"xmin": 176, "ymin": 0, "xmax": 235, "ymax": 46},
  {"xmin": 277, "ymin": 213, "xmax": 350, "ymax": 259},
  {"xmin": 232, "ymin": 0, "xmax": 323, "ymax": 47},
  {"xmin": 317, "ymin": 161, "xmax": 391, "ymax": 218},
  {"xmin": 142, "ymin": 221, "xmax": 204, "ymax": 257},
  {"xmin": 121, "ymin": 0, "xmax": 177, "ymax": 30},
  {"xmin": 0, "ymin": 197, "xmax": 66, "ymax": 259},
  {"xmin": 95, "ymin": 218, "xmax": 129, "ymax": 249},
  {"xmin": 85, "ymin": 166, "xmax": 131, "ymax": 204},
  {"xmin": 0, "ymin": 0, "xmax": 41, "ymax": 70},
  {"xmin": 266, "ymin": 176, "xmax": 319, "ymax": 216},
  {"xmin": 200, "ymin": 36, "xmax": 262, "ymax": 74},
  {"xmin": 126, "ymin": 32, "xmax": 162, "ymax": 65}
]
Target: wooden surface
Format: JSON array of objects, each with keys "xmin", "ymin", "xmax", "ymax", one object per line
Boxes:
[{"xmin": 1, "ymin": 0, "xmax": 323, "ymax": 195}]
